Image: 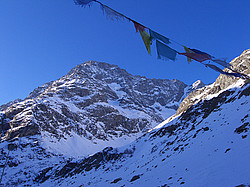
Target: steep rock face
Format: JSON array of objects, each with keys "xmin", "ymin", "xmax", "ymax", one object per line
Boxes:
[
  {"xmin": 0, "ymin": 99, "xmax": 23, "ymax": 111},
  {"xmin": 0, "ymin": 61, "xmax": 189, "ymax": 156},
  {"xmin": 174, "ymin": 49, "xmax": 250, "ymax": 118}
]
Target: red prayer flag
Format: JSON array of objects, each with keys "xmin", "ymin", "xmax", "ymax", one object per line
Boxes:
[
  {"xmin": 133, "ymin": 21, "xmax": 146, "ymax": 33},
  {"xmin": 179, "ymin": 48, "xmax": 212, "ymax": 62},
  {"xmin": 179, "ymin": 53, "xmax": 211, "ymax": 62}
]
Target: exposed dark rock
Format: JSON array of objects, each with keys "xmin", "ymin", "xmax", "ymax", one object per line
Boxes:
[
  {"xmin": 203, "ymin": 127, "xmax": 209, "ymax": 131},
  {"xmin": 110, "ymin": 177, "xmax": 122, "ymax": 184},
  {"xmin": 35, "ymin": 167, "xmax": 53, "ymax": 183},
  {"xmin": 5, "ymin": 123, "xmax": 40, "ymax": 140},
  {"xmin": 235, "ymin": 122, "xmax": 249, "ymax": 134},
  {"xmin": 35, "ymin": 147, "xmax": 134, "ymax": 183},
  {"xmin": 235, "ymin": 184, "xmax": 250, "ymax": 187},
  {"xmin": 0, "ymin": 99, "xmax": 23, "ymax": 111},
  {"xmin": 151, "ymin": 127, "xmax": 176, "ymax": 141},
  {"xmin": 7, "ymin": 143, "xmax": 17, "ymax": 151},
  {"xmin": 225, "ymin": 148, "xmax": 231, "ymax": 153},
  {"xmin": 130, "ymin": 174, "xmax": 141, "ymax": 182}
]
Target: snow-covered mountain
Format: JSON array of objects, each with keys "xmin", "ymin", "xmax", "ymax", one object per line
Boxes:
[
  {"xmin": 0, "ymin": 60, "xmax": 198, "ymax": 157},
  {"xmin": 38, "ymin": 78, "xmax": 249, "ymax": 187},
  {"xmin": 0, "ymin": 50, "xmax": 249, "ymax": 186}
]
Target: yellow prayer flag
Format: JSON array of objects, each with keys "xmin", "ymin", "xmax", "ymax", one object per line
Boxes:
[
  {"xmin": 183, "ymin": 46, "xmax": 192, "ymax": 63},
  {"xmin": 139, "ymin": 30, "xmax": 151, "ymax": 55}
]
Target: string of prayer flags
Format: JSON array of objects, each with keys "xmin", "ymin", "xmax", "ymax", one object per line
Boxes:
[
  {"xmin": 179, "ymin": 48, "xmax": 212, "ymax": 62},
  {"xmin": 74, "ymin": 0, "xmax": 248, "ymax": 80},
  {"xmin": 156, "ymin": 40, "xmax": 178, "ymax": 61},
  {"xmin": 211, "ymin": 58, "xmax": 232, "ymax": 68},
  {"xmin": 183, "ymin": 46, "xmax": 193, "ymax": 63},
  {"xmin": 139, "ymin": 30, "xmax": 151, "ymax": 54},
  {"xmin": 74, "ymin": 0, "xmax": 94, "ymax": 7},
  {"xmin": 101, "ymin": 4, "xmax": 127, "ymax": 22},
  {"xmin": 149, "ymin": 29, "xmax": 170, "ymax": 45}
]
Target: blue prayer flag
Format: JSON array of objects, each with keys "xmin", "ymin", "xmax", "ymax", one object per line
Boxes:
[
  {"xmin": 227, "ymin": 73, "xmax": 244, "ymax": 78},
  {"xmin": 149, "ymin": 29, "xmax": 170, "ymax": 45},
  {"xmin": 156, "ymin": 40, "xmax": 178, "ymax": 61},
  {"xmin": 211, "ymin": 58, "xmax": 232, "ymax": 68},
  {"xmin": 206, "ymin": 64, "xmax": 225, "ymax": 74},
  {"xmin": 206, "ymin": 64, "xmax": 244, "ymax": 78},
  {"xmin": 190, "ymin": 49, "xmax": 211, "ymax": 56}
]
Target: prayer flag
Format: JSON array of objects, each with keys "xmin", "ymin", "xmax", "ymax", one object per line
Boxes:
[
  {"xmin": 156, "ymin": 40, "xmax": 178, "ymax": 61},
  {"xmin": 183, "ymin": 46, "xmax": 192, "ymax": 63},
  {"xmin": 179, "ymin": 53, "xmax": 211, "ymax": 62},
  {"xmin": 149, "ymin": 29, "xmax": 170, "ymax": 45},
  {"xmin": 139, "ymin": 30, "xmax": 151, "ymax": 54},
  {"xmin": 101, "ymin": 4, "xmax": 127, "ymax": 22},
  {"xmin": 179, "ymin": 49, "xmax": 211, "ymax": 62},
  {"xmin": 227, "ymin": 73, "xmax": 245, "ymax": 78},
  {"xmin": 133, "ymin": 21, "xmax": 146, "ymax": 32},
  {"xmin": 74, "ymin": 0, "xmax": 94, "ymax": 6},
  {"xmin": 211, "ymin": 58, "xmax": 232, "ymax": 68},
  {"xmin": 189, "ymin": 49, "xmax": 211, "ymax": 56},
  {"xmin": 206, "ymin": 64, "xmax": 225, "ymax": 74},
  {"xmin": 205, "ymin": 64, "xmax": 244, "ymax": 78}
]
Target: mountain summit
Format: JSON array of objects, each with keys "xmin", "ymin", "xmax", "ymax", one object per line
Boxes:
[{"xmin": 1, "ymin": 60, "xmax": 194, "ymax": 157}]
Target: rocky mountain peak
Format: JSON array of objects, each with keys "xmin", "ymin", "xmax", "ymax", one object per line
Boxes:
[
  {"xmin": 241, "ymin": 49, "xmax": 250, "ymax": 55},
  {"xmin": 173, "ymin": 49, "xmax": 250, "ymax": 118},
  {"xmin": 191, "ymin": 80, "xmax": 205, "ymax": 90},
  {"xmin": 65, "ymin": 61, "xmax": 129, "ymax": 83},
  {"xmin": 0, "ymin": 60, "xmax": 193, "ymax": 157}
]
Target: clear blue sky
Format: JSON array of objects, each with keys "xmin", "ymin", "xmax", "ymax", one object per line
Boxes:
[{"xmin": 0, "ymin": 0, "xmax": 249, "ymax": 105}]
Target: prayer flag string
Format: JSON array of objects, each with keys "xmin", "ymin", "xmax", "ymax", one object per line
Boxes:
[{"xmin": 74, "ymin": 0, "xmax": 249, "ymax": 80}]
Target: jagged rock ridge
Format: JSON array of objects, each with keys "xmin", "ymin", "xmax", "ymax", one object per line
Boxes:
[
  {"xmin": 1, "ymin": 60, "xmax": 196, "ymax": 157},
  {"xmin": 173, "ymin": 49, "xmax": 250, "ymax": 119}
]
